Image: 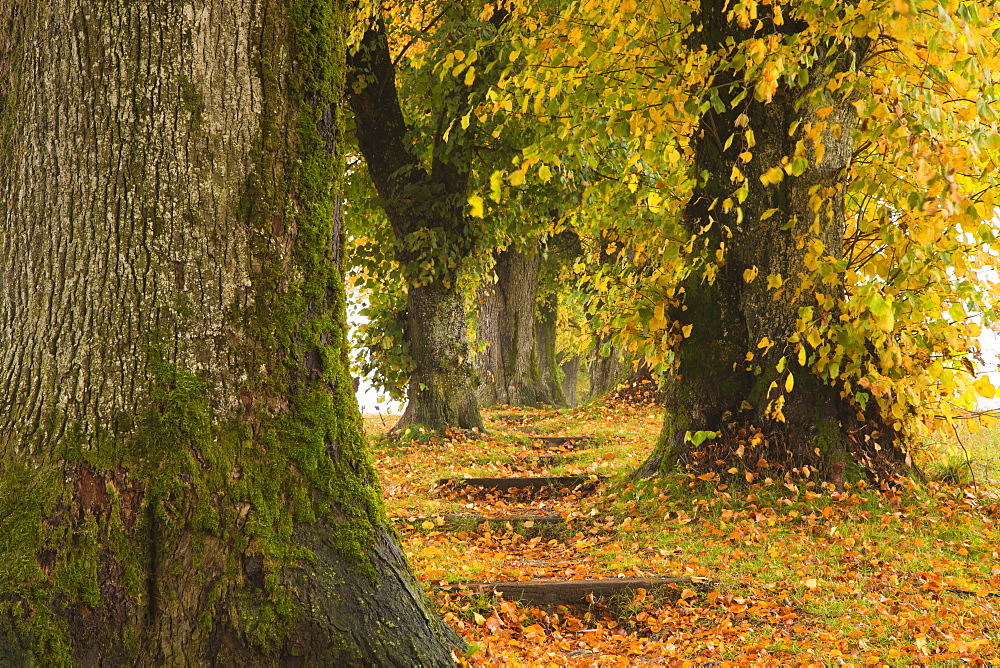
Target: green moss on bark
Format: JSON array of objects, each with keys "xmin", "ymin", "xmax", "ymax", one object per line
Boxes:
[{"xmin": 0, "ymin": 0, "xmax": 402, "ymax": 659}]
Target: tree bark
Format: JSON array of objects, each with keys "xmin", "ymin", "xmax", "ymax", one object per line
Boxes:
[
  {"xmin": 534, "ymin": 292, "xmax": 568, "ymax": 407},
  {"xmin": 0, "ymin": 0, "xmax": 461, "ymax": 663},
  {"xmin": 588, "ymin": 335, "xmax": 627, "ymax": 401},
  {"xmin": 637, "ymin": 4, "xmax": 904, "ymax": 482},
  {"xmin": 561, "ymin": 357, "xmax": 580, "ymax": 407},
  {"xmin": 476, "ymin": 246, "xmax": 566, "ymax": 408},
  {"xmin": 347, "ymin": 19, "xmax": 483, "ymax": 432},
  {"xmin": 475, "ymin": 246, "xmax": 553, "ymax": 407},
  {"xmin": 400, "ymin": 280, "xmax": 483, "ymax": 429}
]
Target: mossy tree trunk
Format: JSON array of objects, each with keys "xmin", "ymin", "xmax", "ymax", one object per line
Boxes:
[
  {"xmin": 347, "ymin": 19, "xmax": 483, "ymax": 432},
  {"xmin": 0, "ymin": 0, "xmax": 461, "ymax": 663},
  {"xmin": 476, "ymin": 245, "xmax": 563, "ymax": 408},
  {"xmin": 636, "ymin": 4, "xmax": 904, "ymax": 482}
]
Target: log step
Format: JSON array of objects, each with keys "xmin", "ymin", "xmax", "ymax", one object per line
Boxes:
[
  {"xmin": 435, "ymin": 475, "xmax": 603, "ymax": 492},
  {"xmin": 438, "ymin": 577, "xmax": 711, "ymax": 606},
  {"xmin": 394, "ymin": 513, "xmax": 564, "ymax": 526},
  {"xmin": 471, "ymin": 454, "xmax": 575, "ymax": 467},
  {"xmin": 392, "ymin": 514, "xmax": 566, "ymax": 535},
  {"xmin": 519, "ymin": 454, "xmax": 574, "ymax": 467},
  {"xmin": 526, "ymin": 435, "xmax": 592, "ymax": 448}
]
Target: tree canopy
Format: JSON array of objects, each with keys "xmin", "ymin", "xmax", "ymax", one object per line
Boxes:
[{"xmin": 446, "ymin": 0, "xmax": 1000, "ymax": 477}]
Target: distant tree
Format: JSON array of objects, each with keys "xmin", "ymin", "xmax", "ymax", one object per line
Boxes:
[
  {"xmin": 345, "ymin": 0, "xmax": 587, "ymax": 424},
  {"xmin": 346, "ymin": 3, "xmax": 515, "ymax": 432}
]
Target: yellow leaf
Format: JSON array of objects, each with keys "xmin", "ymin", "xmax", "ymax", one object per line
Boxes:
[
  {"xmin": 647, "ymin": 191, "xmax": 662, "ymax": 212},
  {"xmin": 739, "ymin": 151, "xmax": 752, "ymax": 163},
  {"xmin": 974, "ymin": 375, "xmax": 995, "ymax": 399},
  {"xmin": 474, "ymin": 612, "xmax": 487, "ymax": 626},
  {"xmin": 760, "ymin": 166, "xmax": 784, "ymax": 185},
  {"xmin": 758, "ymin": 336, "xmax": 772, "ymax": 349},
  {"xmin": 467, "ymin": 195, "xmax": 484, "ymax": 218},
  {"xmin": 798, "ymin": 345, "xmax": 806, "ymax": 366},
  {"xmin": 682, "ymin": 324, "xmax": 693, "ymax": 338},
  {"xmin": 803, "ymin": 578, "xmax": 818, "ymax": 589},
  {"xmin": 464, "ymin": 66, "xmax": 476, "ymax": 86},
  {"xmin": 815, "ymin": 106, "xmax": 833, "ymax": 119},
  {"xmin": 509, "ymin": 170, "xmax": 525, "ymax": 186},
  {"xmin": 650, "ymin": 303, "xmax": 666, "ymax": 330},
  {"xmin": 743, "ymin": 266, "xmax": 758, "ymax": 283},
  {"xmin": 785, "ymin": 373, "xmax": 794, "ymax": 393},
  {"xmin": 538, "ymin": 164, "xmax": 552, "ymax": 182}
]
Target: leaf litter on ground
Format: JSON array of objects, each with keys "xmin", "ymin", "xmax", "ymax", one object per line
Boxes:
[{"xmin": 366, "ymin": 400, "xmax": 1000, "ymax": 665}]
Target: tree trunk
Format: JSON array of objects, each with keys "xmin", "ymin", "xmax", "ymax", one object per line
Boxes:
[
  {"xmin": 534, "ymin": 292, "xmax": 568, "ymax": 407},
  {"xmin": 347, "ymin": 20, "xmax": 483, "ymax": 432},
  {"xmin": 561, "ymin": 357, "xmax": 580, "ymax": 407},
  {"xmin": 637, "ymin": 6, "xmax": 904, "ymax": 482},
  {"xmin": 586, "ymin": 234, "xmax": 628, "ymax": 402},
  {"xmin": 476, "ymin": 246, "xmax": 566, "ymax": 408},
  {"xmin": 400, "ymin": 281, "xmax": 484, "ymax": 430},
  {"xmin": 475, "ymin": 245, "xmax": 563, "ymax": 408},
  {"xmin": 0, "ymin": 0, "xmax": 461, "ymax": 663},
  {"xmin": 588, "ymin": 335, "xmax": 627, "ymax": 401}
]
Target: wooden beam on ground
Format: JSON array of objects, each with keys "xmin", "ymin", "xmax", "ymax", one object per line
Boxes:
[
  {"xmin": 435, "ymin": 475, "xmax": 603, "ymax": 492},
  {"xmin": 526, "ymin": 435, "xmax": 592, "ymax": 448},
  {"xmin": 516, "ymin": 454, "xmax": 575, "ymax": 467},
  {"xmin": 392, "ymin": 514, "xmax": 568, "ymax": 536},
  {"xmin": 438, "ymin": 577, "xmax": 711, "ymax": 606},
  {"xmin": 394, "ymin": 513, "xmax": 565, "ymax": 526}
]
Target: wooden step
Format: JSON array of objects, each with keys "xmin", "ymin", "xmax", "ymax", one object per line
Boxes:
[
  {"xmin": 435, "ymin": 475, "xmax": 603, "ymax": 492},
  {"xmin": 518, "ymin": 454, "xmax": 575, "ymax": 467},
  {"xmin": 526, "ymin": 435, "xmax": 592, "ymax": 448},
  {"xmin": 470, "ymin": 453, "xmax": 575, "ymax": 468},
  {"xmin": 392, "ymin": 514, "xmax": 566, "ymax": 535},
  {"xmin": 438, "ymin": 576, "xmax": 711, "ymax": 606}
]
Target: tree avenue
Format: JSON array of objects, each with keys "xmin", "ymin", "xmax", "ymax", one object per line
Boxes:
[
  {"xmin": 501, "ymin": 0, "xmax": 1000, "ymax": 483},
  {"xmin": 0, "ymin": 0, "xmax": 460, "ymax": 663}
]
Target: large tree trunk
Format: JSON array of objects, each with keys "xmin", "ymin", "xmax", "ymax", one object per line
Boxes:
[
  {"xmin": 347, "ymin": 19, "xmax": 483, "ymax": 432},
  {"xmin": 476, "ymin": 246, "xmax": 566, "ymax": 408},
  {"xmin": 0, "ymin": 0, "xmax": 461, "ymax": 663},
  {"xmin": 476, "ymin": 245, "xmax": 564, "ymax": 407},
  {"xmin": 637, "ymin": 5, "xmax": 904, "ymax": 482}
]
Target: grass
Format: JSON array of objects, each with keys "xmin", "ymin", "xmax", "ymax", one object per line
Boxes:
[{"xmin": 366, "ymin": 400, "xmax": 1000, "ymax": 665}]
